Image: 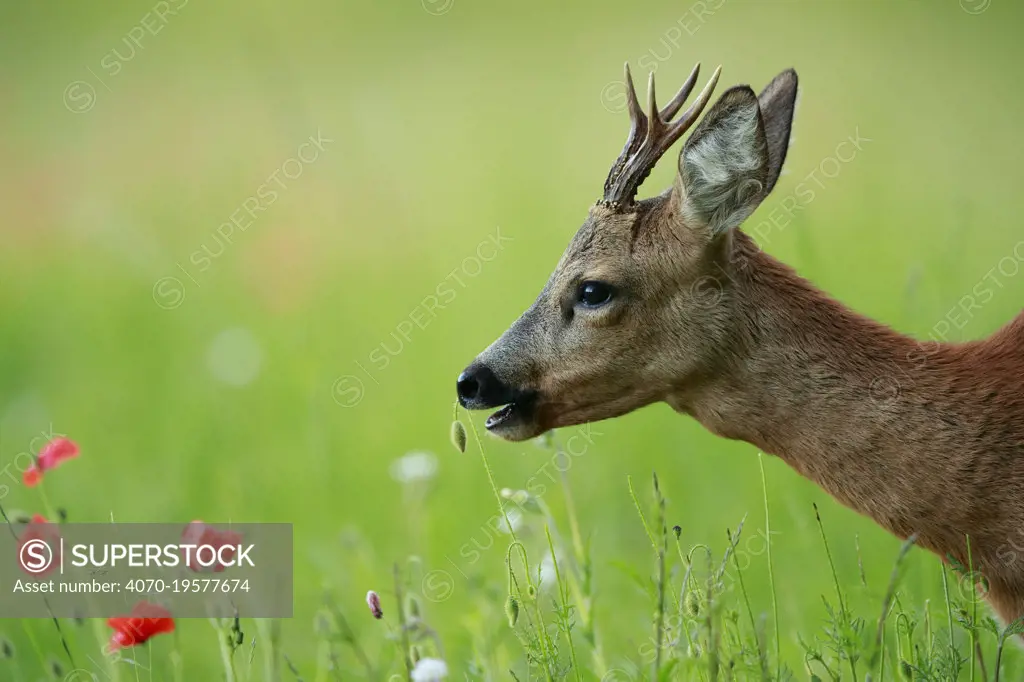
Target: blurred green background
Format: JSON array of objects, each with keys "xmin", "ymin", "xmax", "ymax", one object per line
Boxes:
[{"xmin": 2, "ymin": 0, "xmax": 1023, "ymax": 678}]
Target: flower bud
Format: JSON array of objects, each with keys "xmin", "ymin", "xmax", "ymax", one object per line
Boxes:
[
  {"xmin": 504, "ymin": 595, "xmax": 520, "ymax": 627},
  {"xmin": 450, "ymin": 420, "xmax": 467, "ymax": 453},
  {"xmin": 526, "ymin": 584, "xmax": 537, "ymax": 601},
  {"xmin": 684, "ymin": 591, "xmax": 701, "ymax": 617},
  {"xmin": 231, "ymin": 616, "xmax": 244, "ymax": 647},
  {"xmin": 366, "ymin": 590, "xmax": 383, "ymax": 619}
]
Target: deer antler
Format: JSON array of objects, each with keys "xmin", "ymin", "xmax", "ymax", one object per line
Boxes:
[{"xmin": 602, "ymin": 62, "xmax": 722, "ymax": 208}]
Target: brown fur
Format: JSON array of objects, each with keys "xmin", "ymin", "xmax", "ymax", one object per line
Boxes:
[
  {"xmin": 459, "ymin": 67, "xmax": 1024, "ymax": 621},
  {"xmin": 673, "ymin": 229, "xmax": 1024, "ymax": 622}
]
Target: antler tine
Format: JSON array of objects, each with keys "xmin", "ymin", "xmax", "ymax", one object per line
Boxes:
[
  {"xmin": 645, "ymin": 72, "xmax": 666, "ymax": 140},
  {"xmin": 664, "ymin": 65, "xmax": 722, "ymax": 146},
  {"xmin": 623, "ymin": 63, "xmax": 646, "ymax": 129},
  {"xmin": 659, "ymin": 62, "xmax": 700, "ymax": 122},
  {"xmin": 602, "ymin": 63, "xmax": 723, "ymax": 208},
  {"xmin": 603, "ymin": 64, "xmax": 648, "ymax": 197}
]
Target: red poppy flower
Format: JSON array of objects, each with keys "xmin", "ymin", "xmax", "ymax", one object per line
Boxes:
[
  {"xmin": 23, "ymin": 437, "xmax": 80, "ymax": 487},
  {"xmin": 17, "ymin": 514, "xmax": 61, "ymax": 577},
  {"xmin": 180, "ymin": 521, "xmax": 243, "ymax": 572},
  {"xmin": 107, "ymin": 602, "xmax": 175, "ymax": 650}
]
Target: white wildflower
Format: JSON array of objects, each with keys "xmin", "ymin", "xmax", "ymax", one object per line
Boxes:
[
  {"xmin": 390, "ymin": 451, "xmax": 438, "ymax": 484},
  {"xmin": 497, "ymin": 507, "xmax": 523, "ymax": 535},
  {"xmin": 411, "ymin": 657, "xmax": 448, "ymax": 682},
  {"xmin": 538, "ymin": 550, "xmax": 564, "ymax": 590}
]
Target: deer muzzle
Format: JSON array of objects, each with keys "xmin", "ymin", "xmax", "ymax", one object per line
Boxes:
[{"xmin": 456, "ymin": 362, "xmax": 540, "ymax": 440}]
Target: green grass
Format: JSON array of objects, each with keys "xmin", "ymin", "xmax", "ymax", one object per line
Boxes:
[
  {"xmin": 6, "ymin": 434, "xmax": 1019, "ymax": 680},
  {"xmin": 1, "ymin": 0, "xmax": 1024, "ymax": 679}
]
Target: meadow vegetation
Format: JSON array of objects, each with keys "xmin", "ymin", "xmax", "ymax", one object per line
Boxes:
[{"xmin": 2, "ymin": 0, "xmax": 1023, "ymax": 679}]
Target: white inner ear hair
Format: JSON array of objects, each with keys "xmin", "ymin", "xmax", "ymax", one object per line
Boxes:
[{"xmin": 682, "ymin": 102, "xmax": 764, "ymax": 234}]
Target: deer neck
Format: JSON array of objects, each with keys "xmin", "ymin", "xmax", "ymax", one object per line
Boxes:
[{"xmin": 668, "ymin": 230, "xmax": 954, "ymax": 539}]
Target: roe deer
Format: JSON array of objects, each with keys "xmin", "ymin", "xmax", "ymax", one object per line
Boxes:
[{"xmin": 455, "ymin": 63, "xmax": 1024, "ymax": 622}]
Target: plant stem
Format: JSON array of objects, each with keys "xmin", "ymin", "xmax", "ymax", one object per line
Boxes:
[
  {"xmin": 941, "ymin": 563, "xmax": 955, "ymax": 659},
  {"xmin": 967, "ymin": 535, "xmax": 976, "ymax": 682},
  {"xmin": 173, "ymin": 625, "xmax": 185, "ymax": 682},
  {"xmin": 758, "ymin": 454, "xmax": 781, "ymax": 680},
  {"xmin": 628, "ymin": 476, "xmax": 659, "ymax": 553},
  {"xmin": 653, "ymin": 473, "xmax": 667, "ymax": 682},
  {"xmin": 392, "ymin": 564, "xmax": 413, "ymax": 680},
  {"xmin": 468, "ymin": 417, "xmax": 553, "ymax": 680},
  {"xmin": 214, "ymin": 619, "xmax": 237, "ymax": 682},
  {"xmin": 36, "ymin": 482, "xmax": 58, "ymax": 524},
  {"xmin": 550, "ymin": 434, "xmax": 609, "ymax": 677},
  {"xmin": 728, "ymin": 526, "xmax": 767, "ymax": 679},
  {"xmin": 19, "ymin": 620, "xmax": 46, "ymax": 675},
  {"xmin": 553, "ymin": 438, "xmax": 586, "ymax": 575},
  {"xmin": 870, "ymin": 535, "xmax": 917, "ymax": 672},
  {"xmin": 508, "ymin": 542, "xmax": 556, "ymax": 680},
  {"xmin": 813, "ymin": 503, "xmax": 858, "ymax": 680},
  {"xmin": 466, "ymin": 417, "xmax": 520, "ymax": 549},
  {"xmin": 545, "ymin": 525, "xmax": 582, "ymax": 682},
  {"xmin": 673, "ymin": 539, "xmax": 706, "ymax": 682},
  {"xmin": 42, "ymin": 597, "xmax": 75, "ymax": 671},
  {"xmin": 255, "ymin": 619, "xmax": 281, "ymax": 682}
]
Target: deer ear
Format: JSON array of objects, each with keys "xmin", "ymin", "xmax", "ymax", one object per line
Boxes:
[
  {"xmin": 678, "ymin": 85, "xmax": 770, "ymax": 236},
  {"xmin": 757, "ymin": 69, "xmax": 798, "ymax": 193}
]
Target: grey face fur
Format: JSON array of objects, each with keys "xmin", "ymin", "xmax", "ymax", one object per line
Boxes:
[{"xmin": 456, "ymin": 67, "xmax": 798, "ymax": 441}]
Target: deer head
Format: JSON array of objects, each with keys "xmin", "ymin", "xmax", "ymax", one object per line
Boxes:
[{"xmin": 456, "ymin": 63, "xmax": 799, "ymax": 441}]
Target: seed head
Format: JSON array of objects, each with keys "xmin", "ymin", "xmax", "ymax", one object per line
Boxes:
[
  {"xmin": 450, "ymin": 420, "xmax": 467, "ymax": 453},
  {"xmin": 504, "ymin": 595, "xmax": 520, "ymax": 627},
  {"xmin": 684, "ymin": 591, "xmax": 701, "ymax": 617},
  {"xmin": 366, "ymin": 590, "xmax": 383, "ymax": 619}
]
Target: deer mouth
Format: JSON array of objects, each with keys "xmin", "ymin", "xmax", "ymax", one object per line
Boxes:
[
  {"xmin": 456, "ymin": 364, "xmax": 542, "ymax": 440},
  {"xmin": 483, "ymin": 393, "xmax": 539, "ymax": 439}
]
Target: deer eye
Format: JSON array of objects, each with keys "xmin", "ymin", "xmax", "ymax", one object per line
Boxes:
[{"xmin": 577, "ymin": 281, "xmax": 614, "ymax": 308}]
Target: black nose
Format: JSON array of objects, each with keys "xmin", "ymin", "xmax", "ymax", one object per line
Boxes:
[{"xmin": 457, "ymin": 364, "xmax": 513, "ymax": 408}]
